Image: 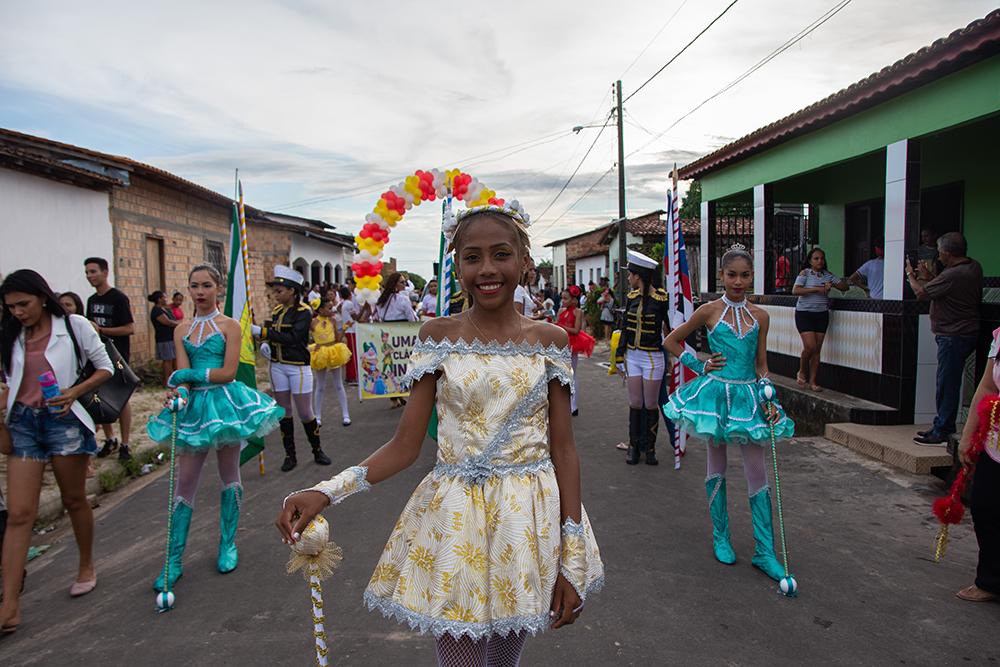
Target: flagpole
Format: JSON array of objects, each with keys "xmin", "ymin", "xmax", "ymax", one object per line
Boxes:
[{"xmin": 235, "ymin": 174, "xmax": 264, "ymax": 476}]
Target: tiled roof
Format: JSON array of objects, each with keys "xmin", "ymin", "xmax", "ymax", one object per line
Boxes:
[{"xmin": 679, "ymin": 10, "xmax": 1000, "ymax": 180}]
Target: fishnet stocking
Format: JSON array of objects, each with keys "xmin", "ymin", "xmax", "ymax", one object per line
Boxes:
[
  {"xmin": 626, "ymin": 376, "xmax": 662, "ymax": 410},
  {"xmin": 435, "ymin": 632, "xmax": 527, "ymax": 667}
]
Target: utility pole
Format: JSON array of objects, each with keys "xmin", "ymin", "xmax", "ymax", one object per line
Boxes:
[{"xmin": 615, "ymin": 79, "xmax": 627, "ymax": 306}]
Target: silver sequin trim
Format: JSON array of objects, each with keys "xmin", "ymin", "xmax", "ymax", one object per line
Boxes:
[
  {"xmin": 433, "ymin": 458, "xmax": 554, "ymax": 485},
  {"xmin": 561, "ymin": 517, "xmax": 586, "ymax": 537}
]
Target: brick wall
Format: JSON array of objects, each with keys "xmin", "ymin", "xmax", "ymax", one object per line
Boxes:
[
  {"xmin": 108, "ymin": 175, "xmax": 230, "ymax": 364},
  {"xmin": 248, "ymin": 222, "xmax": 292, "ymax": 317},
  {"xmin": 108, "ymin": 175, "xmax": 293, "ymax": 364}
]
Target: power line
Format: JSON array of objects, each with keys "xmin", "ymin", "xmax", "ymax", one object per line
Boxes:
[
  {"xmin": 627, "ymin": 0, "xmax": 853, "ymax": 159},
  {"xmin": 531, "ymin": 111, "xmax": 614, "ymax": 223},
  {"xmin": 622, "ymin": 0, "xmax": 740, "ymax": 105},
  {"xmin": 534, "ymin": 165, "xmax": 616, "ymax": 236},
  {"xmin": 618, "ymin": 0, "xmax": 691, "ymax": 79},
  {"xmin": 265, "ymin": 128, "xmax": 572, "ymax": 210}
]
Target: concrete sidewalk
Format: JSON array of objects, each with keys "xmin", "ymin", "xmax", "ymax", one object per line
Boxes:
[{"xmin": 2, "ymin": 356, "xmax": 997, "ymax": 665}]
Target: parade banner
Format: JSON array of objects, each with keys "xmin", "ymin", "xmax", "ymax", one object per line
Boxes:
[{"xmin": 354, "ymin": 322, "xmax": 422, "ymax": 400}]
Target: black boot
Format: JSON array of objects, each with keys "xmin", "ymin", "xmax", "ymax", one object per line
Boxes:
[
  {"xmin": 626, "ymin": 408, "xmax": 642, "ymax": 465},
  {"xmin": 279, "ymin": 417, "xmax": 297, "ymax": 472},
  {"xmin": 303, "ymin": 419, "xmax": 331, "ymax": 465},
  {"xmin": 645, "ymin": 409, "xmax": 659, "ymax": 465}
]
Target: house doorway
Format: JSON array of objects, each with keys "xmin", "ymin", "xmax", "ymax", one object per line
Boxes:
[{"xmin": 844, "ymin": 198, "xmax": 885, "ymax": 276}]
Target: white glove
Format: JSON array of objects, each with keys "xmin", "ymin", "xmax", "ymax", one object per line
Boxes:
[{"xmin": 251, "ymin": 324, "xmax": 262, "ymax": 337}]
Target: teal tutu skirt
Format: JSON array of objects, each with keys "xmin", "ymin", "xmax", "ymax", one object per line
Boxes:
[
  {"xmin": 147, "ymin": 381, "xmax": 284, "ymax": 451},
  {"xmin": 664, "ymin": 375, "xmax": 794, "ymax": 445}
]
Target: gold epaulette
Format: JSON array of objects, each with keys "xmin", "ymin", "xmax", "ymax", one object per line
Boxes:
[
  {"xmin": 627, "ymin": 288, "xmax": 641, "ymax": 299},
  {"xmin": 271, "ymin": 304, "xmax": 284, "ymax": 315},
  {"xmin": 649, "ymin": 288, "xmax": 669, "ymax": 302}
]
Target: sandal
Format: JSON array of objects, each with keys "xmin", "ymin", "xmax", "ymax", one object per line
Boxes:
[
  {"xmin": 796, "ymin": 373, "xmax": 807, "ymax": 387},
  {"xmin": 956, "ymin": 585, "xmax": 997, "ymax": 602},
  {"xmin": 810, "ymin": 384, "xmax": 824, "ymax": 392}
]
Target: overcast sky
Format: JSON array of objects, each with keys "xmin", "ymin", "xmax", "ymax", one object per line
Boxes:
[{"xmin": 1, "ymin": 0, "xmax": 993, "ymax": 275}]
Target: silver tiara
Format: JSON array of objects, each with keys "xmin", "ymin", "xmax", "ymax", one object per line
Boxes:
[{"xmin": 727, "ymin": 242, "xmax": 747, "ymax": 252}]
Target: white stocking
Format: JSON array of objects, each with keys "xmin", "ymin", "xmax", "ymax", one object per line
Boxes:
[
  {"xmin": 706, "ymin": 439, "xmax": 728, "ymax": 478},
  {"xmin": 332, "ymin": 367, "xmax": 351, "ymax": 422},
  {"xmin": 174, "ymin": 451, "xmax": 209, "ymax": 506},
  {"xmin": 312, "ymin": 369, "xmax": 328, "ymax": 424},
  {"xmin": 570, "ymin": 353, "xmax": 579, "ymax": 412},
  {"xmin": 740, "ymin": 444, "xmax": 769, "ymax": 496},
  {"xmin": 216, "ymin": 444, "xmax": 242, "ymax": 488}
]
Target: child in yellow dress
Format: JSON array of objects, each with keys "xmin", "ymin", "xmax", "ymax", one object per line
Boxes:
[
  {"xmin": 310, "ymin": 298, "xmax": 352, "ymax": 427},
  {"xmin": 278, "ymin": 200, "xmax": 603, "ymax": 666}
]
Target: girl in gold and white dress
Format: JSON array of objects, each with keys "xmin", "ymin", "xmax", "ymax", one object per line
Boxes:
[{"xmin": 277, "ymin": 200, "xmax": 603, "ymax": 666}]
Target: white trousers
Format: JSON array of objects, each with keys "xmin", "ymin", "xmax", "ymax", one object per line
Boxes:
[{"xmin": 269, "ymin": 362, "xmax": 314, "ymax": 394}]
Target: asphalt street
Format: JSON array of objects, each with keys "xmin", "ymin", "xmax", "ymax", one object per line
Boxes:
[{"xmin": 2, "ymin": 357, "xmax": 998, "ymax": 666}]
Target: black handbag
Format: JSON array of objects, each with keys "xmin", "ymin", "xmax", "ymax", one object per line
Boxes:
[{"xmin": 64, "ymin": 318, "xmax": 140, "ymax": 424}]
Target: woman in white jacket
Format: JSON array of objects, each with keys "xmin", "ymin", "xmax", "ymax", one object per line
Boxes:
[{"xmin": 0, "ymin": 269, "xmax": 113, "ymax": 633}]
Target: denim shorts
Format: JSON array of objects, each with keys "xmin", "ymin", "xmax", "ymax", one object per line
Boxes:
[{"xmin": 7, "ymin": 403, "xmax": 98, "ymax": 461}]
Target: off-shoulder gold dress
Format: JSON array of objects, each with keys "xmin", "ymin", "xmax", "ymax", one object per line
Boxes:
[{"xmin": 363, "ymin": 338, "xmax": 604, "ymax": 639}]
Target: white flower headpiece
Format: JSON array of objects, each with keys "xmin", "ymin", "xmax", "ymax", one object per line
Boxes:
[{"xmin": 445, "ymin": 199, "xmax": 531, "ymax": 248}]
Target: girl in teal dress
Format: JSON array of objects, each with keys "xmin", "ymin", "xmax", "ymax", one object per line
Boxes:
[
  {"xmin": 147, "ymin": 265, "xmax": 283, "ymax": 592},
  {"xmin": 663, "ymin": 246, "xmax": 794, "ymax": 582}
]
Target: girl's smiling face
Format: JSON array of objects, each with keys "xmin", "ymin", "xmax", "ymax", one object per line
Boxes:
[{"xmin": 455, "ymin": 215, "xmax": 526, "ymax": 311}]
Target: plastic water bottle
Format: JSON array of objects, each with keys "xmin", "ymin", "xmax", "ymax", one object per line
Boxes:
[{"xmin": 38, "ymin": 371, "xmax": 62, "ymax": 413}]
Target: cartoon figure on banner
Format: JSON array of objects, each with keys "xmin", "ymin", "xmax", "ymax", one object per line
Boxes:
[{"xmin": 361, "ymin": 343, "xmax": 379, "ymax": 394}]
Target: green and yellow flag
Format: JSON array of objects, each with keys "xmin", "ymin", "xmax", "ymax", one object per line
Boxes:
[{"xmin": 223, "ymin": 184, "xmax": 264, "ymax": 467}]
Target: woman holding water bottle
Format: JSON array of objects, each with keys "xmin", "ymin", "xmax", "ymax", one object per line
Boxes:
[{"xmin": 0, "ymin": 269, "xmax": 113, "ymax": 633}]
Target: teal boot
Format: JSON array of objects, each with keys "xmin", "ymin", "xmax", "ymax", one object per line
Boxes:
[
  {"xmin": 153, "ymin": 500, "xmax": 193, "ymax": 592},
  {"xmin": 705, "ymin": 475, "xmax": 736, "ymax": 564},
  {"xmin": 749, "ymin": 487, "xmax": 786, "ymax": 581},
  {"xmin": 217, "ymin": 483, "xmax": 242, "ymax": 573}
]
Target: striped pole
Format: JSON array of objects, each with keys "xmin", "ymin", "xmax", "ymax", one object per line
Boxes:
[
  {"xmin": 309, "ymin": 566, "xmax": 329, "ymax": 666},
  {"xmin": 437, "ymin": 196, "xmax": 454, "ymax": 316}
]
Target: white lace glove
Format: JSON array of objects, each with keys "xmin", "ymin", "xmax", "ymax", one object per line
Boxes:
[
  {"xmin": 284, "ymin": 466, "xmax": 371, "ymax": 508},
  {"xmin": 560, "ymin": 517, "xmax": 589, "ymax": 607}
]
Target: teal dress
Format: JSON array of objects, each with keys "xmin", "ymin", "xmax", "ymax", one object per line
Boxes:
[
  {"xmin": 664, "ymin": 317, "xmax": 794, "ymax": 445},
  {"xmin": 147, "ymin": 334, "xmax": 284, "ymax": 451}
]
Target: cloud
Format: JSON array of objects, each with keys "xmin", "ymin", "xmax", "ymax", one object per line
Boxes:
[{"xmin": 0, "ymin": 0, "xmax": 992, "ymax": 272}]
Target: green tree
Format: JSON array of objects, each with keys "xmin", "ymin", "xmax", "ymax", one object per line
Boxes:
[
  {"xmin": 407, "ymin": 273, "xmax": 426, "ymax": 291},
  {"xmin": 680, "ymin": 180, "xmax": 701, "ymax": 220},
  {"xmin": 535, "ymin": 258, "xmax": 553, "ymax": 268}
]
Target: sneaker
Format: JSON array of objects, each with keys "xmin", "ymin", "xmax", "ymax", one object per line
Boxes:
[
  {"xmin": 342, "ymin": 419, "xmax": 352, "ymax": 427},
  {"xmin": 118, "ymin": 444, "xmax": 133, "ymax": 461},
  {"xmin": 916, "ymin": 428, "xmax": 934, "ymax": 438},
  {"xmin": 914, "ymin": 433, "xmax": 948, "ymax": 446},
  {"xmin": 96, "ymin": 438, "xmax": 118, "ymax": 458}
]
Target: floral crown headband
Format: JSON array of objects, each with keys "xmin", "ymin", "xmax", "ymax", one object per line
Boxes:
[{"xmin": 443, "ymin": 200, "xmax": 531, "ymax": 248}]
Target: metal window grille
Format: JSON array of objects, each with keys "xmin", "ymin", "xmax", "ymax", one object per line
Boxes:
[{"xmin": 205, "ymin": 240, "xmax": 226, "ymax": 278}]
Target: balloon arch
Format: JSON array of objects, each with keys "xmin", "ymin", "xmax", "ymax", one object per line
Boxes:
[{"xmin": 351, "ymin": 168, "xmax": 504, "ymax": 305}]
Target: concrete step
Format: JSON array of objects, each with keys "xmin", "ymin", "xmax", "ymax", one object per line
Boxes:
[
  {"xmin": 824, "ymin": 422, "xmax": 952, "ymax": 474},
  {"xmin": 773, "ymin": 375, "xmax": 900, "ymax": 436}
]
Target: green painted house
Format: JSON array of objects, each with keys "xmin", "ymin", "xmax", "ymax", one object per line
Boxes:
[{"xmin": 679, "ymin": 11, "xmax": 1000, "ymax": 424}]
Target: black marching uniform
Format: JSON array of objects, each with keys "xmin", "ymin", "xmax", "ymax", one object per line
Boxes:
[
  {"xmin": 614, "ymin": 286, "xmax": 670, "ymax": 465},
  {"xmin": 262, "ymin": 302, "xmax": 330, "ymax": 470}
]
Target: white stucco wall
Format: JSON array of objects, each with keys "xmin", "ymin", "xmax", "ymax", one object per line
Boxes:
[
  {"xmin": 289, "ymin": 234, "xmax": 351, "ymax": 285},
  {"xmin": 551, "ymin": 244, "xmax": 567, "ymax": 290},
  {"xmin": 0, "ymin": 168, "xmax": 113, "ymax": 297},
  {"xmin": 575, "ymin": 254, "xmax": 608, "ymax": 287}
]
